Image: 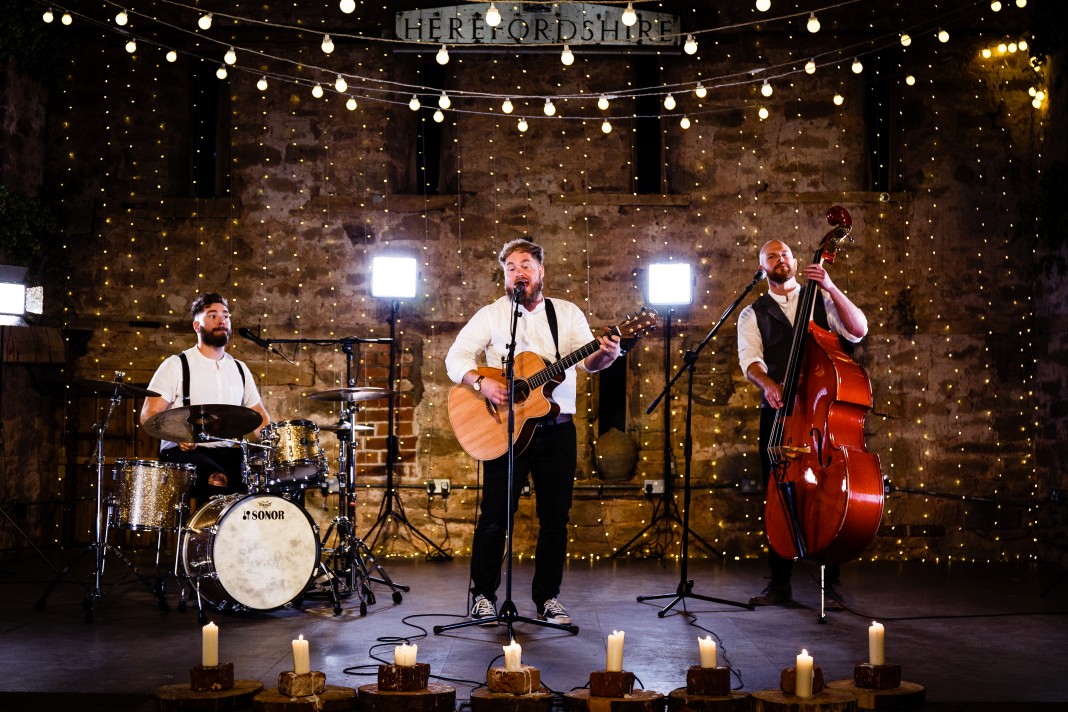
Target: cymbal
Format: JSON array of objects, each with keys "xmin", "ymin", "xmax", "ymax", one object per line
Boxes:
[
  {"xmin": 73, "ymin": 378, "xmax": 160, "ymax": 399},
  {"xmin": 305, "ymin": 387, "xmax": 391, "ymax": 403},
  {"xmin": 143, "ymin": 404, "xmax": 262, "ymax": 443},
  {"xmin": 318, "ymin": 422, "xmax": 374, "ymax": 433}
]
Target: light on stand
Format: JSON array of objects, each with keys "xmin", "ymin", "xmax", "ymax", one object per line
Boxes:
[
  {"xmin": 371, "ymin": 256, "xmax": 418, "ymax": 299},
  {"xmin": 647, "ymin": 262, "xmax": 693, "ymax": 307},
  {"xmin": 0, "ymin": 266, "xmax": 44, "ymax": 326}
]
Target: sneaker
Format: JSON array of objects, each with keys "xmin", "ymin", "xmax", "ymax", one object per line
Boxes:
[
  {"xmin": 537, "ymin": 597, "xmax": 572, "ymax": 625},
  {"xmin": 749, "ymin": 583, "xmax": 792, "ymax": 606},
  {"xmin": 825, "ymin": 584, "xmax": 846, "ymax": 611},
  {"xmin": 470, "ymin": 594, "xmax": 498, "ymax": 624}
]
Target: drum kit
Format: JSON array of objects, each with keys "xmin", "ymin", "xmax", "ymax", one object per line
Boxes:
[{"xmin": 36, "ymin": 373, "xmax": 407, "ymax": 622}]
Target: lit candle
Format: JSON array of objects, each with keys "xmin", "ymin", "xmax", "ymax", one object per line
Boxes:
[
  {"xmin": 201, "ymin": 622, "xmax": 218, "ymax": 667},
  {"xmin": 503, "ymin": 640, "xmax": 522, "ymax": 672},
  {"xmin": 795, "ymin": 649, "xmax": 814, "ymax": 699},
  {"xmin": 605, "ymin": 630, "xmax": 625, "ymax": 672},
  {"xmin": 292, "ymin": 634, "xmax": 310, "ymax": 675},
  {"xmin": 394, "ymin": 642, "xmax": 417, "ymax": 667},
  {"xmin": 869, "ymin": 622, "xmax": 885, "ymax": 665},
  {"xmin": 698, "ymin": 636, "xmax": 717, "ymax": 669}
]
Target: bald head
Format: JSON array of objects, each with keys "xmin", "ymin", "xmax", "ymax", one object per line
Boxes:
[{"xmin": 759, "ymin": 240, "xmax": 798, "ymax": 286}]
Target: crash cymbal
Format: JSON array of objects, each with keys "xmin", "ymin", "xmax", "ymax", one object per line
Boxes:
[
  {"xmin": 304, "ymin": 387, "xmax": 391, "ymax": 403},
  {"xmin": 143, "ymin": 404, "xmax": 262, "ymax": 443},
  {"xmin": 73, "ymin": 378, "xmax": 160, "ymax": 399},
  {"xmin": 317, "ymin": 422, "xmax": 374, "ymax": 433}
]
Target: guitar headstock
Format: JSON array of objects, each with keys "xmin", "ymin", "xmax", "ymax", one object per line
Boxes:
[
  {"xmin": 814, "ymin": 205, "xmax": 854, "ymax": 265},
  {"xmin": 609, "ymin": 307, "xmax": 660, "ymax": 340}
]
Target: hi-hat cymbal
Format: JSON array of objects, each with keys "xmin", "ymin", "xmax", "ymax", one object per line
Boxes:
[
  {"xmin": 305, "ymin": 387, "xmax": 391, "ymax": 403},
  {"xmin": 318, "ymin": 422, "xmax": 374, "ymax": 433},
  {"xmin": 73, "ymin": 378, "xmax": 160, "ymax": 399},
  {"xmin": 143, "ymin": 404, "xmax": 262, "ymax": 443}
]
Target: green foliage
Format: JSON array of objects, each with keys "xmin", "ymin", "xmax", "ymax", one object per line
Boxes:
[
  {"xmin": 0, "ymin": 185, "xmax": 63, "ymax": 272},
  {"xmin": 0, "ymin": 0, "xmax": 68, "ymax": 79}
]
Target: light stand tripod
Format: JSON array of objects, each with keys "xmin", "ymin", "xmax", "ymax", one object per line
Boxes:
[
  {"xmin": 637, "ymin": 273, "xmax": 768, "ymax": 616},
  {"xmin": 364, "ymin": 300, "xmax": 451, "ymax": 559},
  {"xmin": 614, "ymin": 308, "xmax": 719, "ymax": 559},
  {"xmin": 435, "ymin": 287, "xmax": 578, "ymax": 638}
]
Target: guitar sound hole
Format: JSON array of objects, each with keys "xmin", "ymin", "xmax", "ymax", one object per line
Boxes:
[{"xmin": 513, "ymin": 380, "xmax": 530, "ymax": 404}]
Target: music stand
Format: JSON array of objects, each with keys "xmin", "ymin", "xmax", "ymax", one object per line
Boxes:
[{"xmin": 637, "ymin": 265, "xmax": 758, "ymax": 616}]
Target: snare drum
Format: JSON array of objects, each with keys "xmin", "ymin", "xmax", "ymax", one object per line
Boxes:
[
  {"xmin": 181, "ymin": 493, "xmax": 320, "ymax": 611},
  {"xmin": 110, "ymin": 459, "xmax": 195, "ymax": 531},
  {"xmin": 260, "ymin": 419, "xmax": 327, "ymax": 487}
]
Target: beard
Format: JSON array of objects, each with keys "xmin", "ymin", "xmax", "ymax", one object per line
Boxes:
[
  {"xmin": 201, "ymin": 327, "xmax": 230, "ymax": 347},
  {"xmin": 513, "ymin": 278, "xmax": 543, "ymax": 306},
  {"xmin": 767, "ymin": 262, "xmax": 795, "ymax": 285}
]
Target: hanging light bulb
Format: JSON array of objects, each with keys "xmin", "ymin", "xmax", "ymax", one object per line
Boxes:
[
  {"xmin": 115, "ymin": 9, "xmax": 128, "ymax": 26},
  {"xmin": 43, "ymin": 8, "xmax": 54, "ymax": 23},
  {"xmin": 684, "ymin": 35, "xmax": 697, "ymax": 55},
  {"xmin": 761, "ymin": 80, "xmax": 773, "ymax": 97},
  {"xmin": 758, "ymin": 107, "xmax": 769, "ymax": 120},
  {"xmin": 694, "ymin": 83, "xmax": 707, "ymax": 98},
  {"xmin": 346, "ymin": 96, "xmax": 357, "ymax": 111},
  {"xmin": 257, "ymin": 76, "xmax": 268, "ymax": 91},
  {"xmin": 982, "ymin": 47, "xmax": 992, "ymax": 58},
  {"xmin": 598, "ymin": 95, "xmax": 610, "ymax": 110},
  {"xmin": 486, "ymin": 3, "xmax": 502, "ymax": 28},
  {"xmin": 311, "ymin": 83, "xmax": 324, "ymax": 98},
  {"xmin": 61, "ymin": 12, "xmax": 72, "ymax": 25},
  {"xmin": 433, "ymin": 109, "xmax": 444, "ymax": 123},
  {"xmin": 1016, "ymin": 0, "xmax": 1027, "ymax": 7},
  {"xmin": 833, "ymin": 93, "xmax": 844, "ymax": 106},
  {"xmin": 805, "ymin": 59, "xmax": 816, "ymax": 74},
  {"xmin": 198, "ymin": 13, "xmax": 212, "ymax": 30},
  {"xmin": 622, "ymin": 3, "xmax": 637, "ymax": 27},
  {"xmin": 806, "ymin": 13, "xmax": 820, "ymax": 33},
  {"xmin": 1008, "ymin": 42, "xmax": 1018, "ymax": 53},
  {"xmin": 340, "ymin": 0, "xmax": 357, "ymax": 13},
  {"xmin": 1032, "ymin": 96, "xmax": 1042, "ymax": 109},
  {"xmin": 166, "ymin": 50, "xmax": 178, "ymax": 63},
  {"xmin": 997, "ymin": 43, "xmax": 1008, "ymax": 54},
  {"xmin": 756, "ymin": 0, "xmax": 771, "ymax": 11},
  {"xmin": 335, "ymin": 75, "xmax": 348, "ymax": 93},
  {"xmin": 990, "ymin": 0, "xmax": 1002, "ymax": 10},
  {"xmin": 543, "ymin": 98, "xmax": 556, "ymax": 116},
  {"xmin": 224, "ymin": 47, "xmax": 237, "ymax": 65},
  {"xmin": 561, "ymin": 45, "xmax": 574, "ymax": 66},
  {"xmin": 438, "ymin": 91, "xmax": 451, "ymax": 109},
  {"xmin": 409, "ymin": 95, "xmax": 421, "ymax": 111},
  {"xmin": 502, "ymin": 98, "xmax": 514, "ymax": 114},
  {"xmin": 851, "ymin": 58, "xmax": 863, "ymax": 74},
  {"xmin": 905, "ymin": 75, "xmax": 916, "ymax": 86},
  {"xmin": 601, "ymin": 120, "xmax": 612, "ymax": 134},
  {"xmin": 518, "ymin": 117, "xmax": 528, "ymax": 132},
  {"xmin": 680, "ymin": 116, "xmax": 691, "ymax": 129},
  {"xmin": 1019, "ymin": 40, "xmax": 1028, "ymax": 50},
  {"xmin": 900, "ymin": 33, "xmax": 912, "ymax": 47},
  {"xmin": 663, "ymin": 94, "xmax": 676, "ymax": 110},
  {"xmin": 321, "ymin": 34, "xmax": 334, "ymax": 54},
  {"xmin": 436, "ymin": 45, "xmax": 450, "ymax": 65},
  {"xmin": 938, "ymin": 29, "xmax": 949, "ymax": 43},
  {"xmin": 216, "ymin": 65, "xmax": 228, "ymax": 79},
  {"xmin": 125, "ymin": 39, "xmax": 137, "ymax": 54}
]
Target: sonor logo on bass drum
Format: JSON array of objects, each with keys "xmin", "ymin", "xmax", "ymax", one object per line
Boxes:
[{"xmin": 243, "ymin": 509, "xmax": 286, "ymax": 521}]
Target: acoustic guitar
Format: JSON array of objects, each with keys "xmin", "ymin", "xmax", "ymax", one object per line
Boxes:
[{"xmin": 448, "ymin": 308, "xmax": 659, "ymax": 461}]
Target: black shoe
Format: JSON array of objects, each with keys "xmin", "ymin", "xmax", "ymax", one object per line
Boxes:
[
  {"xmin": 470, "ymin": 594, "xmax": 498, "ymax": 624},
  {"xmin": 749, "ymin": 583, "xmax": 792, "ymax": 606}
]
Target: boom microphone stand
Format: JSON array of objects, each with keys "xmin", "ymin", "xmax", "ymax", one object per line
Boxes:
[
  {"xmin": 435, "ymin": 285, "xmax": 579, "ymax": 638},
  {"xmin": 637, "ymin": 271, "xmax": 768, "ymax": 616}
]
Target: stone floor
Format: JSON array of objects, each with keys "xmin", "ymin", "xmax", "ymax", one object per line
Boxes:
[{"xmin": 0, "ymin": 539, "xmax": 1066, "ymax": 711}]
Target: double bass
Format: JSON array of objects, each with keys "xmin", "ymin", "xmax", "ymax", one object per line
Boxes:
[{"xmin": 764, "ymin": 206, "xmax": 884, "ymax": 567}]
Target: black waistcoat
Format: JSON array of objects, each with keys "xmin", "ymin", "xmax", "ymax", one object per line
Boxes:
[{"xmin": 751, "ymin": 290, "xmax": 830, "ymax": 388}]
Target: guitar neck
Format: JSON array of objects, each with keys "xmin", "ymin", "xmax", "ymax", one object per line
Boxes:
[{"xmin": 527, "ymin": 338, "xmax": 604, "ymax": 389}]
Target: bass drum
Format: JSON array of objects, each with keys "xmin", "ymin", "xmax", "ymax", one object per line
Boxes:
[{"xmin": 181, "ymin": 494, "xmax": 320, "ymax": 611}]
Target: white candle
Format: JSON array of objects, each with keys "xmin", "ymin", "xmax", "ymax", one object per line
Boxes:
[
  {"xmin": 795, "ymin": 649, "xmax": 814, "ymax": 699},
  {"xmin": 698, "ymin": 636, "xmax": 717, "ymax": 669},
  {"xmin": 201, "ymin": 622, "xmax": 218, "ymax": 667},
  {"xmin": 292, "ymin": 634, "xmax": 310, "ymax": 675},
  {"xmin": 503, "ymin": 640, "xmax": 523, "ymax": 672},
  {"xmin": 869, "ymin": 621, "xmax": 885, "ymax": 665},
  {"xmin": 605, "ymin": 630, "xmax": 625, "ymax": 672},
  {"xmin": 394, "ymin": 642, "xmax": 417, "ymax": 667}
]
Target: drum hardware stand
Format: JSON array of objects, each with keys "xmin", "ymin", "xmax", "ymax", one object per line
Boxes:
[
  {"xmin": 365, "ymin": 301, "xmax": 452, "ymax": 560},
  {"xmin": 35, "ymin": 372, "xmax": 169, "ymax": 622},
  {"xmin": 636, "ymin": 275, "xmax": 765, "ymax": 617}
]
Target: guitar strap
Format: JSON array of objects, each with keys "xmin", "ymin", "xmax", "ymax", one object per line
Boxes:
[{"xmin": 544, "ymin": 299, "xmax": 561, "ymax": 361}]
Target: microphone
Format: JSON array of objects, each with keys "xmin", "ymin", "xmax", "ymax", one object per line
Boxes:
[
  {"xmin": 513, "ymin": 280, "xmax": 527, "ymax": 298},
  {"xmin": 238, "ymin": 327, "xmax": 295, "ymax": 364},
  {"xmin": 747, "ymin": 268, "xmax": 767, "ymax": 289}
]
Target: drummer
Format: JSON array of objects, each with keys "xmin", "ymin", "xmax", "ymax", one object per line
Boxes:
[{"xmin": 140, "ymin": 293, "xmax": 270, "ymax": 506}]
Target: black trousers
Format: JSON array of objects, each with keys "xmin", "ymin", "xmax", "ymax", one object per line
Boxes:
[
  {"xmin": 160, "ymin": 446, "xmax": 246, "ymax": 504},
  {"xmin": 759, "ymin": 407, "xmax": 839, "ymax": 588},
  {"xmin": 469, "ymin": 420, "xmax": 577, "ymax": 607}
]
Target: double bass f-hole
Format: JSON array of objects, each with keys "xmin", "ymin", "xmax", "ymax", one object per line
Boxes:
[{"xmin": 809, "ymin": 426, "xmax": 832, "ymax": 469}]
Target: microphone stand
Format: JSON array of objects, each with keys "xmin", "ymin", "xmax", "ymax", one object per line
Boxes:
[
  {"xmin": 637, "ymin": 272, "xmax": 765, "ymax": 616},
  {"xmin": 435, "ymin": 287, "xmax": 578, "ymax": 638}
]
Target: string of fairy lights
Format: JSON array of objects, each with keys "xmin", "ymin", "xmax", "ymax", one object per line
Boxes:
[{"xmin": 40, "ymin": 1, "xmax": 1048, "ymax": 562}]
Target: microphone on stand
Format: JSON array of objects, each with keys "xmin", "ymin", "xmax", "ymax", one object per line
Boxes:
[
  {"xmin": 512, "ymin": 280, "xmax": 528, "ymax": 300},
  {"xmin": 238, "ymin": 327, "xmax": 295, "ymax": 364},
  {"xmin": 749, "ymin": 268, "xmax": 767, "ymax": 287}
]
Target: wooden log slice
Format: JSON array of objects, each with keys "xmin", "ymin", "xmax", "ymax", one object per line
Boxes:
[
  {"xmin": 357, "ymin": 682, "xmax": 457, "ymax": 712},
  {"xmin": 471, "ymin": 687, "xmax": 554, "ymax": 712},
  {"xmin": 562, "ymin": 688, "xmax": 665, "ymax": 712},
  {"xmin": 826, "ymin": 680, "xmax": 925, "ymax": 710},
  {"xmin": 154, "ymin": 679, "xmax": 263, "ymax": 712},
  {"xmin": 667, "ymin": 687, "xmax": 753, "ymax": 712},
  {"xmin": 752, "ymin": 687, "xmax": 857, "ymax": 712},
  {"xmin": 252, "ymin": 685, "xmax": 356, "ymax": 712}
]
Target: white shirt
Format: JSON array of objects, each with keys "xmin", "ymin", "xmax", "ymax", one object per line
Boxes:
[
  {"xmin": 737, "ymin": 287, "xmax": 862, "ymax": 378},
  {"xmin": 146, "ymin": 346, "xmax": 262, "ymax": 449},
  {"xmin": 445, "ymin": 295, "xmax": 597, "ymax": 414}
]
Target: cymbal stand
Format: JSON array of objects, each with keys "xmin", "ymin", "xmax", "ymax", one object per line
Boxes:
[{"xmin": 35, "ymin": 372, "xmax": 169, "ymax": 622}]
